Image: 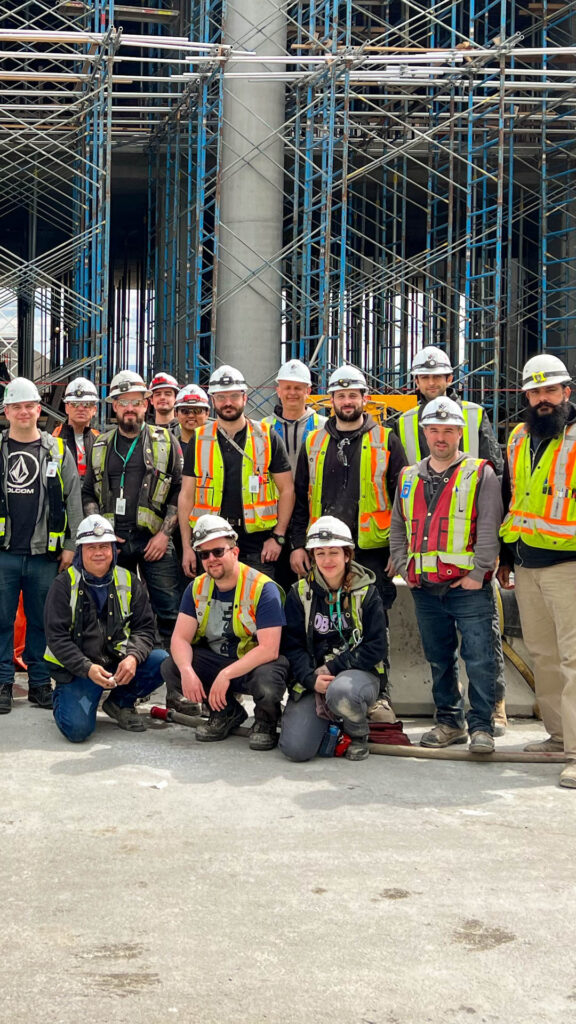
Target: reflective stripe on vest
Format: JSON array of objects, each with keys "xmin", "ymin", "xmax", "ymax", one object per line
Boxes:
[
  {"xmin": 500, "ymin": 422, "xmax": 576, "ymax": 549},
  {"xmin": 192, "ymin": 563, "xmax": 274, "ymax": 659},
  {"xmin": 45, "ymin": 564, "xmax": 133, "ymax": 666},
  {"xmin": 189, "ymin": 420, "xmax": 278, "ymax": 534},
  {"xmin": 399, "ymin": 458, "xmax": 485, "ymax": 581},
  {"xmin": 263, "ymin": 411, "xmax": 323, "ymax": 449},
  {"xmin": 398, "ymin": 402, "xmax": 483, "ymax": 463},
  {"xmin": 305, "ymin": 425, "xmax": 392, "ymax": 548},
  {"xmin": 90, "ymin": 427, "xmax": 172, "ymax": 534}
]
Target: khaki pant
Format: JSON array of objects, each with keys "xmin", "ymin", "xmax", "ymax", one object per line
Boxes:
[{"xmin": 515, "ymin": 562, "xmax": 576, "ymax": 757}]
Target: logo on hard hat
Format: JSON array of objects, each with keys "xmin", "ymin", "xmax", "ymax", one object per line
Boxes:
[{"xmin": 532, "ymin": 371, "xmax": 547, "ymax": 383}]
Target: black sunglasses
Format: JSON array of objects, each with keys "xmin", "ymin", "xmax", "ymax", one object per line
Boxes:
[{"xmin": 197, "ymin": 546, "xmax": 231, "ymax": 561}]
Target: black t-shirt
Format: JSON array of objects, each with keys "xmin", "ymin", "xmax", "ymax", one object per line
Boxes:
[
  {"xmin": 107, "ymin": 431, "xmax": 146, "ymax": 538},
  {"xmin": 182, "ymin": 423, "xmax": 290, "ymax": 521},
  {"xmin": 6, "ymin": 438, "xmax": 42, "ymax": 553}
]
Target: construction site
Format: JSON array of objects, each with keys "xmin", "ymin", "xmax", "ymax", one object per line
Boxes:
[
  {"xmin": 2, "ymin": 4, "xmax": 576, "ymax": 1023},
  {"xmin": 2, "ymin": 0, "xmax": 576, "ymax": 427}
]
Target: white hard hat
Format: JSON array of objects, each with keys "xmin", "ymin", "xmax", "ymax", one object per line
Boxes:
[
  {"xmin": 521, "ymin": 354, "xmax": 571, "ymax": 392},
  {"xmin": 411, "ymin": 346, "xmax": 453, "ymax": 376},
  {"xmin": 208, "ymin": 365, "xmax": 248, "ymax": 395},
  {"xmin": 64, "ymin": 377, "xmax": 98, "ymax": 403},
  {"xmin": 175, "ymin": 384, "xmax": 210, "ymax": 410},
  {"xmin": 3, "ymin": 377, "xmax": 41, "ymax": 404},
  {"xmin": 327, "ymin": 364, "xmax": 368, "ymax": 393},
  {"xmin": 306, "ymin": 515, "xmax": 354, "ymax": 549},
  {"xmin": 420, "ymin": 396, "xmax": 465, "ymax": 427},
  {"xmin": 107, "ymin": 370, "xmax": 150, "ymax": 401},
  {"xmin": 192, "ymin": 514, "xmax": 238, "ymax": 550},
  {"xmin": 276, "ymin": 359, "xmax": 311, "ymax": 385},
  {"xmin": 149, "ymin": 371, "xmax": 180, "ymax": 393},
  {"xmin": 76, "ymin": 514, "xmax": 116, "ymax": 545}
]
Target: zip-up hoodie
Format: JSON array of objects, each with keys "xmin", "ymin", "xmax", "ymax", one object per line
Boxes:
[
  {"xmin": 262, "ymin": 404, "xmax": 327, "ymax": 474},
  {"xmin": 291, "ymin": 412, "xmax": 407, "ymax": 550},
  {"xmin": 282, "ymin": 560, "xmax": 387, "ymax": 692}
]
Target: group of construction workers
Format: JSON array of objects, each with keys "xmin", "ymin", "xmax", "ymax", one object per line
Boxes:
[{"xmin": 2, "ymin": 345, "xmax": 575, "ymax": 788}]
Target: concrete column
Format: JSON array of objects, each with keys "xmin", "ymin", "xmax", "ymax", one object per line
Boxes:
[{"xmin": 216, "ymin": 0, "xmax": 286, "ymax": 404}]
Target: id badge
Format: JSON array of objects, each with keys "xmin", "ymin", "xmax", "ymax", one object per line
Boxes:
[
  {"xmin": 46, "ymin": 461, "xmax": 58, "ymax": 478},
  {"xmin": 248, "ymin": 474, "xmax": 260, "ymax": 495},
  {"xmin": 115, "ymin": 497, "xmax": 126, "ymax": 515}
]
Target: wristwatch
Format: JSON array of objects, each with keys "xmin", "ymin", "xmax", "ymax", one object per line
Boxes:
[{"xmin": 271, "ymin": 533, "xmax": 286, "ymax": 547}]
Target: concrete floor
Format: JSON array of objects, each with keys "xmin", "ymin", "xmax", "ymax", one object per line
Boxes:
[{"xmin": 2, "ymin": 681, "xmax": 575, "ymax": 1024}]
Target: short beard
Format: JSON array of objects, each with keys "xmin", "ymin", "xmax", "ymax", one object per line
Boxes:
[
  {"xmin": 335, "ymin": 408, "xmax": 363, "ymax": 424},
  {"xmin": 524, "ymin": 401, "xmax": 569, "ymax": 438},
  {"xmin": 217, "ymin": 407, "xmax": 243, "ymax": 422}
]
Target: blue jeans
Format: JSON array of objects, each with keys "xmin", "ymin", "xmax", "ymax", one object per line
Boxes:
[
  {"xmin": 411, "ymin": 584, "xmax": 497, "ymax": 734},
  {"xmin": 0, "ymin": 551, "xmax": 58, "ymax": 688},
  {"xmin": 52, "ymin": 649, "xmax": 168, "ymax": 743}
]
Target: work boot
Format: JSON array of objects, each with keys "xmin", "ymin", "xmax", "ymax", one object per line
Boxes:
[
  {"xmin": 345, "ymin": 737, "xmax": 370, "ymax": 761},
  {"xmin": 248, "ymin": 720, "xmax": 279, "ymax": 751},
  {"xmin": 0, "ymin": 684, "xmax": 12, "ymax": 714},
  {"xmin": 492, "ymin": 699, "xmax": 507, "ymax": 737},
  {"xmin": 102, "ymin": 698, "xmax": 146, "ymax": 732},
  {"xmin": 524, "ymin": 736, "xmax": 564, "ymax": 753},
  {"xmin": 368, "ymin": 697, "xmax": 397, "ymax": 724},
  {"xmin": 27, "ymin": 684, "xmax": 53, "ymax": 709},
  {"xmin": 166, "ymin": 689, "xmax": 202, "ymax": 717},
  {"xmin": 559, "ymin": 761, "xmax": 576, "ymax": 789},
  {"xmin": 469, "ymin": 730, "xmax": 495, "ymax": 754},
  {"xmin": 196, "ymin": 702, "xmax": 247, "ymax": 743},
  {"xmin": 420, "ymin": 723, "xmax": 468, "ymax": 748}
]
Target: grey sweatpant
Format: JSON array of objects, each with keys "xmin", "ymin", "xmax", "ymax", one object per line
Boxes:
[{"xmin": 279, "ymin": 670, "xmax": 379, "ymax": 762}]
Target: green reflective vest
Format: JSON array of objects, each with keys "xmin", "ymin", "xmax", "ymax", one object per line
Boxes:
[
  {"xmin": 45, "ymin": 565, "xmax": 133, "ymax": 667},
  {"xmin": 90, "ymin": 425, "xmax": 173, "ymax": 534}
]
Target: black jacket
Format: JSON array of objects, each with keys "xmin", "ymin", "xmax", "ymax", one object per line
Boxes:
[
  {"xmin": 44, "ymin": 568, "xmax": 156, "ymax": 683},
  {"xmin": 290, "ymin": 413, "xmax": 407, "ymax": 550},
  {"xmin": 282, "ymin": 561, "xmax": 387, "ymax": 692},
  {"xmin": 53, "ymin": 422, "xmax": 99, "ymax": 471}
]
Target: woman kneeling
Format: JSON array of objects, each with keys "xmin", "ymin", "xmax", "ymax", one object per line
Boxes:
[{"xmin": 279, "ymin": 516, "xmax": 388, "ymax": 763}]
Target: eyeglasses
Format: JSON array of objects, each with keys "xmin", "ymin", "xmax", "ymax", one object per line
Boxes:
[
  {"xmin": 68, "ymin": 402, "xmax": 96, "ymax": 409},
  {"xmin": 197, "ymin": 546, "xmax": 231, "ymax": 561},
  {"xmin": 116, "ymin": 399, "xmax": 145, "ymax": 408},
  {"xmin": 179, "ymin": 407, "xmax": 205, "ymax": 415}
]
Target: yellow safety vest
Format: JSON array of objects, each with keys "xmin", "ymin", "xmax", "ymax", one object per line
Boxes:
[
  {"xmin": 189, "ymin": 420, "xmax": 278, "ymax": 534},
  {"xmin": 398, "ymin": 459, "xmax": 485, "ymax": 582},
  {"xmin": 305, "ymin": 425, "xmax": 392, "ymax": 548},
  {"xmin": 192, "ymin": 562, "xmax": 275, "ymax": 659},
  {"xmin": 398, "ymin": 401, "xmax": 483, "ymax": 463},
  {"xmin": 45, "ymin": 565, "xmax": 132, "ymax": 667},
  {"xmin": 500, "ymin": 422, "xmax": 576, "ymax": 550},
  {"xmin": 90, "ymin": 426, "xmax": 173, "ymax": 534}
]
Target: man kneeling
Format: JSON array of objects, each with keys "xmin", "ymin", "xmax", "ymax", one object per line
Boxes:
[
  {"xmin": 162, "ymin": 514, "xmax": 289, "ymax": 750},
  {"xmin": 45, "ymin": 515, "xmax": 167, "ymax": 741}
]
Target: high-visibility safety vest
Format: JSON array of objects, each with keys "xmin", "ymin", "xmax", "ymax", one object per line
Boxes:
[
  {"xmin": 305, "ymin": 425, "xmax": 392, "ymax": 548},
  {"xmin": 44, "ymin": 565, "xmax": 132, "ymax": 667},
  {"xmin": 192, "ymin": 562, "xmax": 275, "ymax": 659},
  {"xmin": 290, "ymin": 575, "xmax": 385, "ymax": 698},
  {"xmin": 398, "ymin": 401, "xmax": 483, "ymax": 463},
  {"xmin": 500, "ymin": 422, "xmax": 576, "ymax": 550},
  {"xmin": 0, "ymin": 434, "xmax": 67, "ymax": 553},
  {"xmin": 189, "ymin": 420, "xmax": 278, "ymax": 534},
  {"xmin": 90, "ymin": 425, "xmax": 173, "ymax": 534},
  {"xmin": 262, "ymin": 410, "xmax": 324, "ymax": 447},
  {"xmin": 398, "ymin": 457, "xmax": 487, "ymax": 584}
]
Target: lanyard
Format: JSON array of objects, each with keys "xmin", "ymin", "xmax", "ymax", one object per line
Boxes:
[
  {"xmin": 217, "ymin": 425, "xmax": 258, "ymax": 471},
  {"xmin": 114, "ymin": 427, "xmax": 142, "ymax": 495}
]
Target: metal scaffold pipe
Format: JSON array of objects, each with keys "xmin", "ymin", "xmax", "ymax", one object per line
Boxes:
[{"xmin": 216, "ymin": 0, "xmax": 287, "ymax": 401}]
